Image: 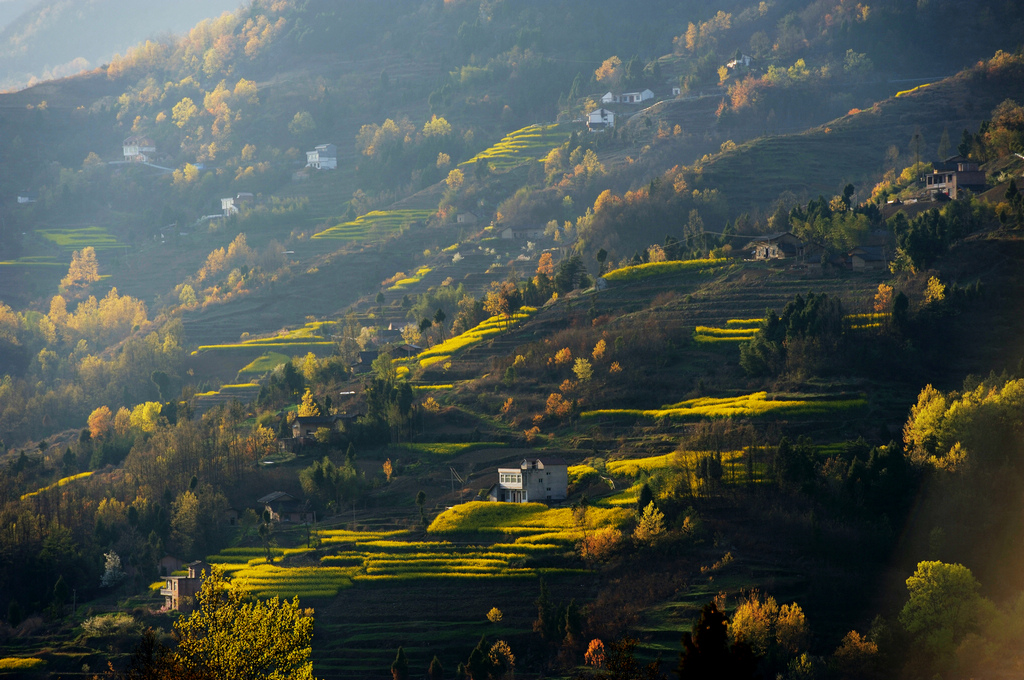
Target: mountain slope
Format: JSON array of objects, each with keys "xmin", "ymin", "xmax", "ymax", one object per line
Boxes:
[{"xmin": 0, "ymin": 0, "xmax": 242, "ymax": 90}]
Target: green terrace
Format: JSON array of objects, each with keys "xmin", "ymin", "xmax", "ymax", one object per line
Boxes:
[
  {"xmin": 36, "ymin": 226, "xmax": 123, "ymax": 251},
  {"xmin": 312, "ymin": 209, "xmax": 434, "ymax": 242},
  {"xmin": 581, "ymin": 391, "xmax": 868, "ymax": 422},
  {"xmin": 460, "ymin": 124, "xmax": 572, "ymax": 170},
  {"xmin": 411, "ymin": 308, "xmax": 536, "ymax": 369},
  {"xmin": 602, "ymin": 257, "xmax": 731, "ymax": 284},
  {"xmin": 191, "ymin": 321, "xmax": 337, "ymax": 355}
]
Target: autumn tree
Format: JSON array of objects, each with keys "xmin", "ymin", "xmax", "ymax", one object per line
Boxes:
[
  {"xmin": 392, "ymin": 647, "xmax": 409, "ymax": 680},
  {"xmin": 174, "ymin": 568, "xmax": 316, "ymax": 680},
  {"xmin": 298, "ymin": 389, "xmax": 321, "ymax": 417},
  {"xmin": 61, "ymin": 246, "xmax": 100, "ymax": 293},
  {"xmin": 633, "ymin": 501, "xmax": 665, "ymax": 546},
  {"xmin": 899, "ymin": 561, "xmax": 981, "ymax": 657}
]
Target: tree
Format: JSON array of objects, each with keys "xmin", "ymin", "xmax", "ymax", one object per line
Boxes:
[
  {"xmin": 679, "ymin": 602, "xmax": 756, "ymax": 680},
  {"xmin": 428, "ymin": 656, "xmax": 443, "ymax": 680},
  {"xmin": 633, "ymin": 501, "xmax": 665, "ymax": 546},
  {"xmin": 392, "ymin": 647, "xmax": 409, "ymax": 680},
  {"xmin": 288, "ymin": 111, "xmax": 316, "ymax": 137},
  {"xmin": 434, "ymin": 308, "xmax": 447, "ymax": 341},
  {"xmin": 487, "ymin": 607, "xmax": 503, "ymax": 623},
  {"xmin": 573, "ymin": 358, "xmax": 593, "ymax": 383},
  {"xmin": 88, "ymin": 405, "xmax": 113, "ymax": 440},
  {"xmin": 899, "ymin": 561, "xmax": 981, "ymax": 656},
  {"xmin": 101, "ymin": 551, "xmax": 126, "ymax": 588},
  {"xmin": 298, "ymin": 389, "xmax": 321, "ymax": 417},
  {"xmin": 61, "ymin": 246, "xmax": 100, "ymax": 292},
  {"xmin": 175, "ymin": 568, "xmax": 316, "ymax": 680},
  {"xmin": 416, "ymin": 490, "xmax": 427, "ymax": 527}
]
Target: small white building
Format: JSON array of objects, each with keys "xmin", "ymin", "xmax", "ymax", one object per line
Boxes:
[
  {"xmin": 601, "ymin": 90, "xmax": 654, "ymax": 105},
  {"xmin": 672, "ymin": 86, "xmax": 681, "ymax": 96},
  {"xmin": 456, "ymin": 211, "xmax": 479, "ymax": 225},
  {"xmin": 488, "ymin": 457, "xmax": 568, "ymax": 503},
  {"xmin": 500, "ymin": 226, "xmax": 545, "ymax": 240},
  {"xmin": 306, "ymin": 143, "xmax": 338, "ymax": 170},
  {"xmin": 726, "ymin": 54, "xmax": 753, "ymax": 69},
  {"xmin": 221, "ymin": 197, "xmax": 238, "ymax": 216},
  {"xmin": 123, "ymin": 136, "xmax": 156, "ymax": 162},
  {"xmin": 587, "ymin": 108, "xmax": 615, "ymax": 131}
]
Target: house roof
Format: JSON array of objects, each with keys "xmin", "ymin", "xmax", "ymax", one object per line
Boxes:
[
  {"xmin": 294, "ymin": 415, "xmax": 337, "ymax": 426},
  {"xmin": 523, "ymin": 456, "xmax": 568, "ymax": 467},
  {"xmin": 257, "ymin": 491, "xmax": 297, "ymax": 504},
  {"xmin": 849, "ymin": 246, "xmax": 887, "ymax": 261}
]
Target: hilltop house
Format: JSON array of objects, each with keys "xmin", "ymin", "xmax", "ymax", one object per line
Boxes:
[
  {"xmin": 123, "ymin": 136, "xmax": 156, "ymax": 162},
  {"xmin": 587, "ymin": 108, "xmax": 615, "ymax": 131},
  {"xmin": 742, "ymin": 232, "xmax": 810, "ymax": 261},
  {"xmin": 306, "ymin": 144, "xmax": 338, "ymax": 170},
  {"xmin": 600, "ymin": 89, "xmax": 654, "ymax": 105},
  {"xmin": 257, "ymin": 491, "xmax": 311, "ymax": 523},
  {"xmin": 488, "ymin": 457, "xmax": 568, "ymax": 503},
  {"xmin": 160, "ymin": 560, "xmax": 209, "ymax": 612},
  {"xmin": 221, "ymin": 192, "xmax": 255, "ymax": 217},
  {"xmin": 925, "ymin": 156, "xmax": 986, "ymax": 199}
]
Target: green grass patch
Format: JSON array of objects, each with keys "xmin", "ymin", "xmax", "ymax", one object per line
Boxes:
[
  {"xmin": 0, "ymin": 255, "xmax": 64, "ymax": 267},
  {"xmin": 461, "ymin": 123, "xmax": 571, "ymax": 170},
  {"xmin": 37, "ymin": 226, "xmax": 121, "ymax": 251},
  {"xmin": 603, "ymin": 258, "xmax": 729, "ymax": 283},
  {"xmin": 239, "ymin": 352, "xmax": 292, "ymax": 374},
  {"xmin": 192, "ymin": 322, "xmax": 337, "ymax": 355},
  {"xmin": 312, "ymin": 209, "xmax": 433, "ymax": 242},
  {"xmin": 428, "ymin": 500, "xmax": 629, "ymax": 539},
  {"xmin": 21, "ymin": 471, "xmax": 94, "ymax": 500},
  {"xmin": 392, "ymin": 441, "xmax": 506, "ymax": 458},
  {"xmin": 583, "ymin": 392, "xmax": 868, "ymax": 422},
  {"xmin": 411, "ymin": 384, "xmax": 454, "ymax": 392}
]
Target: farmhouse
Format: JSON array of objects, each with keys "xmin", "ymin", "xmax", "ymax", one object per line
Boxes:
[
  {"xmin": 456, "ymin": 211, "xmax": 479, "ymax": 225},
  {"xmin": 123, "ymin": 136, "xmax": 156, "ymax": 162},
  {"xmin": 600, "ymin": 89, "xmax": 654, "ymax": 105},
  {"xmin": 849, "ymin": 245, "xmax": 888, "ymax": 270},
  {"xmin": 257, "ymin": 491, "xmax": 312, "ymax": 523},
  {"xmin": 306, "ymin": 143, "xmax": 338, "ymax": 170},
  {"xmin": 672, "ymin": 86, "xmax": 681, "ymax": 96},
  {"xmin": 160, "ymin": 560, "xmax": 209, "ymax": 612},
  {"xmin": 727, "ymin": 54, "xmax": 753, "ymax": 69},
  {"xmin": 925, "ymin": 156, "xmax": 986, "ymax": 199},
  {"xmin": 587, "ymin": 108, "xmax": 615, "ymax": 131},
  {"xmin": 488, "ymin": 457, "xmax": 568, "ymax": 503},
  {"xmin": 500, "ymin": 225, "xmax": 545, "ymax": 240},
  {"xmin": 742, "ymin": 232, "xmax": 809, "ymax": 261}
]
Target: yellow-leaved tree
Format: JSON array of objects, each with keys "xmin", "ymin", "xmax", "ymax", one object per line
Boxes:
[
  {"xmin": 175, "ymin": 568, "xmax": 316, "ymax": 680},
  {"xmin": 298, "ymin": 389, "xmax": 321, "ymax": 417},
  {"xmin": 60, "ymin": 247, "xmax": 100, "ymax": 293}
]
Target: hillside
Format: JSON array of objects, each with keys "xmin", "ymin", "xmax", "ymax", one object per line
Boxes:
[{"xmin": 0, "ymin": 0, "xmax": 243, "ymax": 90}]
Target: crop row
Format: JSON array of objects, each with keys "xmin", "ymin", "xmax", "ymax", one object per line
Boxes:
[
  {"xmin": 582, "ymin": 392, "xmax": 867, "ymax": 421},
  {"xmin": 602, "ymin": 258, "xmax": 730, "ymax": 284},
  {"xmin": 418, "ymin": 309, "xmax": 535, "ymax": 367},
  {"xmin": 38, "ymin": 226, "xmax": 122, "ymax": 251},
  {"xmin": 461, "ymin": 124, "xmax": 570, "ymax": 169},
  {"xmin": 312, "ymin": 209, "xmax": 434, "ymax": 241},
  {"xmin": 21, "ymin": 471, "xmax": 95, "ymax": 500},
  {"xmin": 387, "ymin": 267, "xmax": 432, "ymax": 291}
]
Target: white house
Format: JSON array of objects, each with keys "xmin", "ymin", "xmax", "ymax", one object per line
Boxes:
[
  {"xmin": 123, "ymin": 136, "xmax": 156, "ymax": 162},
  {"xmin": 726, "ymin": 54, "xmax": 753, "ymax": 69},
  {"xmin": 672, "ymin": 86, "xmax": 681, "ymax": 96},
  {"xmin": 601, "ymin": 89, "xmax": 654, "ymax": 105},
  {"xmin": 221, "ymin": 197, "xmax": 238, "ymax": 216},
  {"xmin": 306, "ymin": 143, "xmax": 338, "ymax": 170},
  {"xmin": 587, "ymin": 108, "xmax": 615, "ymax": 131},
  {"xmin": 500, "ymin": 226, "xmax": 545, "ymax": 240},
  {"xmin": 488, "ymin": 457, "xmax": 568, "ymax": 503}
]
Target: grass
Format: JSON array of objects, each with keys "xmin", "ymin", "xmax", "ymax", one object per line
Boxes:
[
  {"xmin": 427, "ymin": 500, "xmax": 629, "ymax": 541},
  {"xmin": 21, "ymin": 471, "xmax": 94, "ymax": 500},
  {"xmin": 0, "ymin": 255, "xmax": 64, "ymax": 267},
  {"xmin": 387, "ymin": 267, "xmax": 432, "ymax": 291},
  {"xmin": 192, "ymin": 321, "xmax": 336, "ymax": 355},
  {"xmin": 238, "ymin": 352, "xmax": 292, "ymax": 374},
  {"xmin": 418, "ymin": 308, "xmax": 536, "ymax": 368},
  {"xmin": 36, "ymin": 226, "xmax": 122, "ymax": 251},
  {"xmin": 582, "ymin": 392, "xmax": 868, "ymax": 422},
  {"xmin": 603, "ymin": 258, "xmax": 729, "ymax": 283},
  {"xmin": 312, "ymin": 209, "xmax": 434, "ymax": 242},
  {"xmin": 392, "ymin": 442, "xmax": 505, "ymax": 458},
  {"xmin": 461, "ymin": 123, "xmax": 571, "ymax": 170},
  {"xmin": 0, "ymin": 658, "xmax": 44, "ymax": 672},
  {"xmin": 411, "ymin": 384, "xmax": 454, "ymax": 392},
  {"xmin": 604, "ymin": 451, "xmax": 769, "ymax": 486}
]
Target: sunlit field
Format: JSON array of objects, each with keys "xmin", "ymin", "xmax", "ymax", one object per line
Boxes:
[
  {"xmin": 417, "ymin": 309, "xmax": 535, "ymax": 367},
  {"xmin": 582, "ymin": 392, "xmax": 867, "ymax": 421},
  {"xmin": 602, "ymin": 258, "xmax": 730, "ymax": 283},
  {"xmin": 312, "ymin": 209, "xmax": 434, "ymax": 242},
  {"xmin": 461, "ymin": 124, "xmax": 571, "ymax": 170}
]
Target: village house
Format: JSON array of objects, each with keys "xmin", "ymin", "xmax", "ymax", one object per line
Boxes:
[
  {"xmin": 157, "ymin": 555, "xmax": 183, "ymax": 577},
  {"xmin": 456, "ymin": 211, "xmax": 479, "ymax": 225},
  {"xmin": 587, "ymin": 108, "xmax": 615, "ymax": 132},
  {"xmin": 123, "ymin": 136, "xmax": 156, "ymax": 162},
  {"xmin": 849, "ymin": 245, "xmax": 888, "ymax": 271},
  {"xmin": 257, "ymin": 491, "xmax": 312, "ymax": 523},
  {"xmin": 672, "ymin": 86, "xmax": 682, "ymax": 96},
  {"xmin": 727, "ymin": 54, "xmax": 753, "ymax": 69},
  {"xmin": 924, "ymin": 156, "xmax": 986, "ymax": 199},
  {"xmin": 488, "ymin": 457, "xmax": 568, "ymax": 503},
  {"xmin": 742, "ymin": 232, "xmax": 809, "ymax": 261},
  {"xmin": 16, "ymin": 191, "xmax": 36, "ymax": 204},
  {"xmin": 160, "ymin": 560, "xmax": 209, "ymax": 612},
  {"xmin": 500, "ymin": 225, "xmax": 545, "ymax": 240},
  {"xmin": 306, "ymin": 143, "xmax": 338, "ymax": 170},
  {"xmin": 600, "ymin": 89, "xmax": 654, "ymax": 105},
  {"xmin": 292, "ymin": 415, "xmax": 341, "ymax": 440}
]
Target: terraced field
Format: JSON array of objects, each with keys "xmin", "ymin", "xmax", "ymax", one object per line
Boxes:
[
  {"xmin": 460, "ymin": 123, "xmax": 572, "ymax": 170},
  {"xmin": 36, "ymin": 226, "xmax": 123, "ymax": 251},
  {"xmin": 582, "ymin": 391, "xmax": 868, "ymax": 423},
  {"xmin": 192, "ymin": 383, "xmax": 263, "ymax": 417},
  {"xmin": 312, "ymin": 209, "xmax": 434, "ymax": 242}
]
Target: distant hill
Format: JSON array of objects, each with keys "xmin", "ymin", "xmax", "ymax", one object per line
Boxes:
[{"xmin": 0, "ymin": 0, "xmax": 243, "ymax": 90}]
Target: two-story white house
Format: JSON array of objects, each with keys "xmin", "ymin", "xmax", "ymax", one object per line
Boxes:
[
  {"xmin": 600, "ymin": 89, "xmax": 654, "ymax": 105},
  {"xmin": 306, "ymin": 143, "xmax": 338, "ymax": 170},
  {"xmin": 123, "ymin": 136, "xmax": 156, "ymax": 163},
  {"xmin": 587, "ymin": 108, "xmax": 615, "ymax": 131},
  {"xmin": 488, "ymin": 457, "xmax": 568, "ymax": 503}
]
